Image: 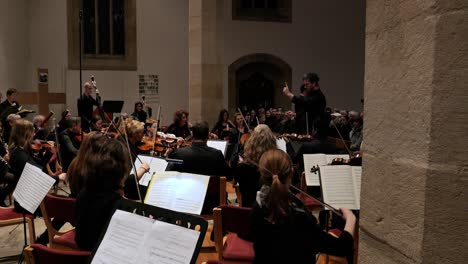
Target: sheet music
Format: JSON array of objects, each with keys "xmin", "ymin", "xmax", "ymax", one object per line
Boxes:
[
  {"xmin": 144, "ymin": 172, "xmax": 210, "ymax": 215},
  {"xmin": 137, "ymin": 219, "xmax": 200, "ymax": 264},
  {"xmin": 320, "ymin": 165, "xmax": 359, "ymax": 210},
  {"xmin": 12, "ymin": 163, "xmax": 56, "ymax": 214},
  {"xmin": 92, "ymin": 210, "xmax": 153, "ymax": 264},
  {"xmin": 303, "ymin": 154, "xmax": 350, "ymax": 186},
  {"xmin": 92, "ymin": 210, "xmax": 200, "ymax": 264},
  {"xmin": 136, "ymin": 155, "xmax": 169, "ymax": 186},
  {"xmin": 207, "ymin": 140, "xmax": 228, "ymax": 156},
  {"xmin": 276, "ymin": 138, "xmax": 287, "ymax": 153},
  {"xmin": 351, "ymin": 166, "xmax": 362, "ymax": 208}
]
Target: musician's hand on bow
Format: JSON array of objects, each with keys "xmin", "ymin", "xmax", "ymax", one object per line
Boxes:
[
  {"xmin": 58, "ymin": 172, "xmax": 67, "ymax": 182},
  {"xmin": 340, "ymin": 208, "xmax": 356, "ymax": 222}
]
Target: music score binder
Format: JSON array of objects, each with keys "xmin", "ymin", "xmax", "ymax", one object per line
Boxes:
[
  {"xmin": 303, "ymin": 154, "xmax": 349, "ymax": 186},
  {"xmin": 318, "ymin": 165, "xmax": 362, "ymax": 210},
  {"xmin": 91, "ymin": 199, "xmax": 208, "ymax": 264}
]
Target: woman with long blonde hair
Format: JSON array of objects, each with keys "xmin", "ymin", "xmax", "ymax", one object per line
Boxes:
[{"xmin": 234, "ymin": 124, "xmax": 277, "ymax": 207}]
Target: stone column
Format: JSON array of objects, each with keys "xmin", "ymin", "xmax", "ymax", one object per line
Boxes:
[
  {"xmin": 359, "ymin": 0, "xmax": 468, "ymax": 263},
  {"xmin": 189, "ymin": 0, "xmax": 224, "ymax": 124}
]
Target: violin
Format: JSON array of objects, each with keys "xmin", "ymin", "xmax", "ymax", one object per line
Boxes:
[{"xmin": 331, "ymin": 152, "xmax": 362, "ymax": 166}]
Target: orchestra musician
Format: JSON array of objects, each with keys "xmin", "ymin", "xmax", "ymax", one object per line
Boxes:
[
  {"xmin": 229, "ymin": 113, "xmax": 248, "ymax": 144},
  {"xmin": 234, "ymin": 124, "xmax": 276, "ymax": 207},
  {"xmin": 211, "ymin": 109, "xmax": 235, "ymax": 140},
  {"xmin": 59, "ymin": 117, "xmax": 82, "ymax": 171},
  {"xmin": 32, "ymin": 114, "xmax": 48, "ymax": 140},
  {"xmin": 131, "ymin": 102, "xmax": 147, "ymax": 123},
  {"xmin": 3, "ymin": 114, "xmax": 21, "ymax": 143},
  {"xmin": 57, "ymin": 110, "xmax": 71, "ymax": 134},
  {"xmin": 283, "ymin": 73, "xmax": 327, "ymax": 138},
  {"xmin": 77, "ymin": 82, "xmax": 100, "ymax": 132},
  {"xmin": 90, "ymin": 115, "xmax": 103, "ymax": 132},
  {"xmin": 75, "ymin": 137, "xmax": 131, "ymax": 251},
  {"xmin": 166, "ymin": 109, "xmax": 191, "ymax": 139},
  {"xmin": 251, "ymin": 149, "xmax": 356, "ymax": 263},
  {"xmin": 0, "ymin": 88, "xmax": 20, "ymax": 121}
]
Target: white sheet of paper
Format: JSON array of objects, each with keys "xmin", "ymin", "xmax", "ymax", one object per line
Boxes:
[
  {"xmin": 12, "ymin": 163, "xmax": 56, "ymax": 214},
  {"xmin": 92, "ymin": 210, "xmax": 200, "ymax": 264},
  {"xmin": 320, "ymin": 165, "xmax": 359, "ymax": 210},
  {"xmin": 136, "ymin": 156, "xmax": 169, "ymax": 186},
  {"xmin": 144, "ymin": 172, "xmax": 210, "ymax": 215},
  {"xmin": 276, "ymin": 138, "xmax": 287, "ymax": 153},
  {"xmin": 351, "ymin": 166, "xmax": 362, "ymax": 208},
  {"xmin": 207, "ymin": 140, "xmax": 228, "ymax": 156},
  {"xmin": 303, "ymin": 154, "xmax": 350, "ymax": 186}
]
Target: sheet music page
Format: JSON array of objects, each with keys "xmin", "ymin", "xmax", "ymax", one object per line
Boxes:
[
  {"xmin": 303, "ymin": 154, "xmax": 327, "ymax": 186},
  {"xmin": 12, "ymin": 163, "xmax": 56, "ymax": 214},
  {"xmin": 92, "ymin": 210, "xmax": 153, "ymax": 264},
  {"xmin": 351, "ymin": 166, "xmax": 362, "ymax": 208},
  {"xmin": 320, "ymin": 165, "xmax": 359, "ymax": 210},
  {"xmin": 136, "ymin": 155, "xmax": 169, "ymax": 186},
  {"xmin": 276, "ymin": 138, "xmax": 287, "ymax": 153},
  {"xmin": 207, "ymin": 140, "xmax": 228, "ymax": 156},
  {"xmin": 136, "ymin": 220, "xmax": 200, "ymax": 264},
  {"xmin": 325, "ymin": 154, "xmax": 351, "ymax": 164},
  {"xmin": 144, "ymin": 172, "xmax": 210, "ymax": 215}
]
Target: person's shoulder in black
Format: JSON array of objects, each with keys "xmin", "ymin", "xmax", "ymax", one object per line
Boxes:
[
  {"xmin": 75, "ymin": 189, "xmax": 122, "ymax": 251},
  {"xmin": 235, "ymin": 162, "xmax": 260, "ymax": 207}
]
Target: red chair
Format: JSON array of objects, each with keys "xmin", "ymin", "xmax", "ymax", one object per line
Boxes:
[
  {"xmin": 213, "ymin": 205, "xmax": 254, "ymax": 263},
  {"xmin": 40, "ymin": 194, "xmax": 78, "ymax": 250},
  {"xmin": 24, "ymin": 244, "xmax": 91, "ymax": 264},
  {"xmin": 0, "ymin": 207, "xmax": 36, "ymax": 245}
]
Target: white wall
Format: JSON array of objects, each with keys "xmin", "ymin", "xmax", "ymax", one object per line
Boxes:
[
  {"xmin": 0, "ymin": 0, "xmax": 30, "ymax": 93},
  {"xmin": 23, "ymin": 0, "xmax": 188, "ymax": 125},
  {"xmin": 223, "ymin": 0, "xmax": 366, "ymax": 111}
]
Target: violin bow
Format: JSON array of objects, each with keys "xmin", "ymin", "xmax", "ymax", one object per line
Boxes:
[
  {"xmin": 237, "ymin": 108, "xmax": 250, "ymax": 133},
  {"xmin": 52, "ymin": 117, "xmax": 63, "ymax": 167},
  {"xmin": 120, "ymin": 115, "xmax": 143, "ymax": 203},
  {"xmin": 331, "ymin": 121, "xmax": 353, "ymax": 158}
]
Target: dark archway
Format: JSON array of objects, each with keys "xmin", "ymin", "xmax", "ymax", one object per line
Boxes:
[{"xmin": 228, "ymin": 53, "xmax": 292, "ymax": 113}]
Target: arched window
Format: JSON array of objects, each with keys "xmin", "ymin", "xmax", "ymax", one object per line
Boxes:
[{"xmin": 232, "ymin": 0, "xmax": 292, "ymax": 23}]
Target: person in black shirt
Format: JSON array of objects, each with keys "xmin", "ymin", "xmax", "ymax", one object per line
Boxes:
[
  {"xmin": 211, "ymin": 109, "xmax": 234, "ymax": 140},
  {"xmin": 251, "ymin": 149, "xmax": 356, "ymax": 264},
  {"xmin": 131, "ymin": 102, "xmax": 148, "ymax": 123},
  {"xmin": 77, "ymin": 82, "xmax": 100, "ymax": 132},
  {"xmin": 166, "ymin": 109, "xmax": 191, "ymax": 139},
  {"xmin": 59, "ymin": 117, "xmax": 82, "ymax": 171},
  {"xmin": 283, "ymin": 73, "xmax": 327, "ymax": 138},
  {"xmin": 0, "ymin": 89, "xmax": 20, "ymax": 142},
  {"xmin": 168, "ymin": 121, "xmax": 231, "ymax": 214},
  {"xmin": 90, "ymin": 115, "xmax": 103, "ymax": 132}
]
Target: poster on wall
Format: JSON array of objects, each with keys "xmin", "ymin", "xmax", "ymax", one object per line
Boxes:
[{"xmin": 138, "ymin": 74, "xmax": 159, "ymax": 111}]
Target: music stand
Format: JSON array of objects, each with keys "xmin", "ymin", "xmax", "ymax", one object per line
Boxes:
[
  {"xmin": 91, "ymin": 199, "xmax": 208, "ymax": 264},
  {"xmin": 102, "ymin": 100, "xmax": 124, "ymax": 122}
]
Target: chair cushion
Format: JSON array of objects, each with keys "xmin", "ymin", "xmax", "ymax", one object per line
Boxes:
[
  {"xmin": 53, "ymin": 230, "xmax": 79, "ymax": 249},
  {"xmin": 0, "ymin": 207, "xmax": 34, "ymax": 221},
  {"xmin": 223, "ymin": 233, "xmax": 254, "ymax": 261}
]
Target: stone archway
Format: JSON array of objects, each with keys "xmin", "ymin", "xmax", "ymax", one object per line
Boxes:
[{"xmin": 228, "ymin": 53, "xmax": 292, "ymax": 113}]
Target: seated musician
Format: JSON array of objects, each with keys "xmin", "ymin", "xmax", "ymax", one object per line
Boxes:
[
  {"xmin": 75, "ymin": 137, "xmax": 131, "ymax": 251},
  {"xmin": 166, "ymin": 109, "xmax": 191, "ymax": 139},
  {"xmin": 349, "ymin": 117, "xmax": 363, "ymax": 151},
  {"xmin": 248, "ymin": 109, "xmax": 258, "ymax": 128},
  {"xmin": 251, "ymin": 149, "xmax": 356, "ymax": 263},
  {"xmin": 32, "ymin": 114, "xmax": 48, "ymax": 140},
  {"xmin": 234, "ymin": 124, "xmax": 276, "ymax": 207},
  {"xmin": 131, "ymin": 102, "xmax": 147, "ymax": 123},
  {"xmin": 229, "ymin": 113, "xmax": 248, "ymax": 144},
  {"xmin": 168, "ymin": 121, "xmax": 231, "ymax": 214},
  {"xmin": 280, "ymin": 110, "xmax": 297, "ymax": 134},
  {"xmin": 211, "ymin": 109, "xmax": 234, "ymax": 140},
  {"xmin": 3, "ymin": 114, "xmax": 21, "ymax": 143},
  {"xmin": 59, "ymin": 117, "xmax": 82, "ymax": 171},
  {"xmin": 124, "ymin": 119, "xmax": 147, "ymax": 158},
  {"xmin": 90, "ymin": 114, "xmax": 103, "ymax": 132},
  {"xmin": 8, "ymin": 120, "xmax": 65, "ymax": 212}
]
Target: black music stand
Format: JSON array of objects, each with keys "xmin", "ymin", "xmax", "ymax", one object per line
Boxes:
[
  {"xmin": 102, "ymin": 100, "xmax": 124, "ymax": 123},
  {"xmin": 91, "ymin": 199, "xmax": 208, "ymax": 264}
]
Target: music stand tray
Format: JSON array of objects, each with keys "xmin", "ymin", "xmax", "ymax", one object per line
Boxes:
[{"xmin": 102, "ymin": 100, "xmax": 124, "ymax": 114}]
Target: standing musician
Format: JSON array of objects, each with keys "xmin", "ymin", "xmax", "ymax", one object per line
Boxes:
[
  {"xmin": 283, "ymin": 73, "xmax": 327, "ymax": 139},
  {"xmin": 251, "ymin": 149, "xmax": 356, "ymax": 263},
  {"xmin": 131, "ymin": 102, "xmax": 148, "ymax": 123},
  {"xmin": 211, "ymin": 109, "xmax": 235, "ymax": 140},
  {"xmin": 0, "ymin": 88, "xmax": 20, "ymax": 120},
  {"xmin": 166, "ymin": 109, "xmax": 191, "ymax": 139},
  {"xmin": 77, "ymin": 82, "xmax": 100, "ymax": 132},
  {"xmin": 59, "ymin": 117, "xmax": 82, "ymax": 171}
]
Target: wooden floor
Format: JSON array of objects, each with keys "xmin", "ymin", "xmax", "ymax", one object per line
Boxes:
[{"xmin": 0, "ymin": 182, "xmax": 238, "ymax": 263}]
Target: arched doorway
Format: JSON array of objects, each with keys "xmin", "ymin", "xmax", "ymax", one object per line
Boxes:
[{"xmin": 228, "ymin": 53, "xmax": 292, "ymax": 113}]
